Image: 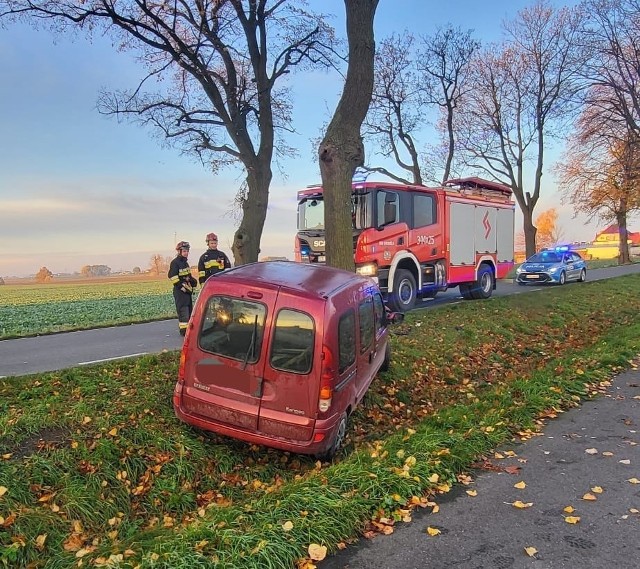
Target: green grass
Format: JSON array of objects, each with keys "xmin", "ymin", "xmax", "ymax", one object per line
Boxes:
[
  {"xmin": 0, "ymin": 280, "xmax": 178, "ymax": 339},
  {"xmin": 1, "ymin": 275, "xmax": 639, "ymax": 568}
]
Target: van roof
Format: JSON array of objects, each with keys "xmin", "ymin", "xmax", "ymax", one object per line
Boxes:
[{"xmin": 207, "ymin": 261, "xmax": 374, "ymax": 299}]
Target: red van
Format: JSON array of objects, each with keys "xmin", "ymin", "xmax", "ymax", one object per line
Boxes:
[{"xmin": 172, "ymin": 261, "xmax": 402, "ymax": 459}]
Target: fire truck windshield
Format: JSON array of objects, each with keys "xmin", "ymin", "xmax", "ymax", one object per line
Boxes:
[
  {"xmin": 297, "ymin": 191, "xmax": 374, "ymax": 231},
  {"xmin": 297, "ymin": 197, "xmax": 325, "ymax": 230}
]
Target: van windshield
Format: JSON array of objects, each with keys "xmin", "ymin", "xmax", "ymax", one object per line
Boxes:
[{"xmin": 199, "ymin": 296, "xmax": 266, "ymax": 362}]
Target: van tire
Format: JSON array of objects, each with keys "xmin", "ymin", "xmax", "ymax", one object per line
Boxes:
[
  {"xmin": 316, "ymin": 413, "xmax": 348, "ymax": 462},
  {"xmin": 389, "ymin": 269, "xmax": 417, "ymax": 312},
  {"xmin": 380, "ymin": 343, "xmax": 391, "ymax": 372}
]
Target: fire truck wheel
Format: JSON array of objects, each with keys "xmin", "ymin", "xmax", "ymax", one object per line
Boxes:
[
  {"xmin": 390, "ymin": 269, "xmax": 417, "ymax": 312},
  {"xmin": 471, "ymin": 265, "xmax": 494, "ymax": 299}
]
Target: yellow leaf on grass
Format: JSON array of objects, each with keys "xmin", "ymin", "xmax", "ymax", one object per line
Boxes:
[
  {"xmin": 524, "ymin": 546, "xmax": 538, "ymax": 557},
  {"xmin": 466, "ymin": 489, "xmax": 478, "ymax": 497},
  {"xmin": 628, "ymin": 478, "xmax": 640, "ymax": 484},
  {"xmin": 82, "ymin": 416, "xmax": 92, "ymax": 425},
  {"xmin": 35, "ymin": 534, "xmax": 47, "ymax": 551},
  {"xmin": 282, "ymin": 521, "xmax": 293, "ymax": 532},
  {"xmin": 591, "ymin": 486, "xmax": 603, "ymax": 494},
  {"xmin": 514, "ymin": 481, "xmax": 526, "ymax": 489},
  {"xmin": 564, "ymin": 516, "xmax": 581, "ymax": 524},
  {"xmin": 426, "ymin": 526, "xmax": 441, "ymax": 536},
  {"xmin": 428, "ymin": 473, "xmax": 440, "ymax": 483},
  {"xmin": 512, "ymin": 501, "xmax": 533, "ymax": 509},
  {"xmin": 582, "ymin": 493, "xmax": 597, "ymax": 501},
  {"xmin": 308, "ymin": 544, "xmax": 327, "ymax": 561},
  {"xmin": 563, "ymin": 506, "xmax": 575, "ymax": 514},
  {"xmin": 108, "ymin": 428, "xmax": 118, "ymax": 437},
  {"xmin": 0, "ymin": 486, "xmax": 7, "ymax": 497}
]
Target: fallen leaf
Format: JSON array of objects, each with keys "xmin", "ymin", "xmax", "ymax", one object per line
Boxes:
[
  {"xmin": 602, "ymin": 452, "xmax": 614, "ymax": 457},
  {"xmin": 619, "ymin": 459, "xmax": 631, "ymax": 465},
  {"xmin": 628, "ymin": 478, "xmax": 640, "ymax": 484},
  {"xmin": 563, "ymin": 506, "xmax": 575, "ymax": 514},
  {"xmin": 426, "ymin": 526, "xmax": 441, "ymax": 536},
  {"xmin": 585, "ymin": 448, "xmax": 598, "ymax": 455},
  {"xmin": 428, "ymin": 473, "xmax": 439, "ymax": 483},
  {"xmin": 629, "ymin": 508, "xmax": 639, "ymax": 514},
  {"xmin": 282, "ymin": 521, "xmax": 293, "ymax": 532},
  {"xmin": 564, "ymin": 516, "xmax": 581, "ymax": 524},
  {"xmin": 512, "ymin": 501, "xmax": 533, "ymax": 509},
  {"xmin": 0, "ymin": 486, "xmax": 7, "ymax": 497},
  {"xmin": 514, "ymin": 481, "xmax": 526, "ymax": 489},
  {"xmin": 504, "ymin": 466, "xmax": 521, "ymax": 475},
  {"xmin": 591, "ymin": 486, "xmax": 603, "ymax": 494},
  {"xmin": 35, "ymin": 534, "xmax": 47, "ymax": 551},
  {"xmin": 582, "ymin": 493, "xmax": 597, "ymax": 501},
  {"xmin": 308, "ymin": 544, "xmax": 327, "ymax": 561},
  {"xmin": 524, "ymin": 546, "xmax": 538, "ymax": 557},
  {"xmin": 466, "ymin": 489, "xmax": 478, "ymax": 497}
]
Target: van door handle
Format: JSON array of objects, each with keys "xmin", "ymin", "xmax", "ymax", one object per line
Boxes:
[{"xmin": 253, "ymin": 377, "xmax": 264, "ymax": 398}]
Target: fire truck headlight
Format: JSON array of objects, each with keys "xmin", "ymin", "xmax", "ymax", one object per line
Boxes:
[{"xmin": 356, "ymin": 263, "xmax": 378, "ymax": 277}]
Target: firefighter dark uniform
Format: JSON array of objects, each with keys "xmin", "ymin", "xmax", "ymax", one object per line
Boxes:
[
  {"xmin": 198, "ymin": 232, "xmax": 232, "ymax": 285},
  {"xmin": 168, "ymin": 241, "xmax": 197, "ymax": 336}
]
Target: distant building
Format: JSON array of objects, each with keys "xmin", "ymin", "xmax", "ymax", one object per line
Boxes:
[
  {"xmin": 260, "ymin": 256, "xmax": 289, "ymax": 262},
  {"xmin": 585, "ymin": 224, "xmax": 640, "ymax": 260}
]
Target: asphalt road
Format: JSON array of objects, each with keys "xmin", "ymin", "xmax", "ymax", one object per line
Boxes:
[
  {"xmin": 1, "ymin": 264, "xmax": 639, "ymax": 378},
  {"xmin": 320, "ymin": 365, "xmax": 640, "ymax": 569}
]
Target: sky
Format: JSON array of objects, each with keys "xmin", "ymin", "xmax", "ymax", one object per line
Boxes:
[{"xmin": 0, "ymin": 0, "xmax": 631, "ymax": 278}]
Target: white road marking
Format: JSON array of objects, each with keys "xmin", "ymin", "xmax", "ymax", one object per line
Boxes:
[{"xmin": 78, "ymin": 352, "xmax": 148, "ymax": 366}]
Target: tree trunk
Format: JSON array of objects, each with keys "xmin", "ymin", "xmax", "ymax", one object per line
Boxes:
[
  {"xmin": 616, "ymin": 209, "xmax": 631, "ymax": 264},
  {"xmin": 523, "ymin": 207, "xmax": 538, "ymax": 258},
  {"xmin": 319, "ymin": 0, "xmax": 378, "ymax": 272},
  {"xmin": 231, "ymin": 163, "xmax": 272, "ymax": 265}
]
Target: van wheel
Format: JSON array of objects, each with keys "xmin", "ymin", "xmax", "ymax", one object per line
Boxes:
[
  {"xmin": 316, "ymin": 413, "xmax": 348, "ymax": 462},
  {"xmin": 380, "ymin": 343, "xmax": 391, "ymax": 372},
  {"xmin": 389, "ymin": 269, "xmax": 417, "ymax": 312}
]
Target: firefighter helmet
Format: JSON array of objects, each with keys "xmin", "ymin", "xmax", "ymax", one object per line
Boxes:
[
  {"xmin": 175, "ymin": 241, "xmax": 190, "ymax": 252},
  {"xmin": 206, "ymin": 232, "xmax": 218, "ymax": 242}
]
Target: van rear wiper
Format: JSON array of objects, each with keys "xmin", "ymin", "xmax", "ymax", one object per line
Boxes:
[{"xmin": 242, "ymin": 315, "xmax": 259, "ymax": 370}]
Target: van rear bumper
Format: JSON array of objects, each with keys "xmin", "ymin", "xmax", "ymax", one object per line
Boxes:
[{"xmin": 173, "ymin": 382, "xmax": 341, "ymax": 456}]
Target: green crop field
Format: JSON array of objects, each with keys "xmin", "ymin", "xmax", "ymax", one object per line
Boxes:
[{"xmin": 0, "ymin": 280, "xmax": 180, "ymax": 339}]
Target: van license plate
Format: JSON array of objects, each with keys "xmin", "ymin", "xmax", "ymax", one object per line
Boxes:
[{"xmin": 318, "ymin": 256, "xmax": 326, "ymax": 262}]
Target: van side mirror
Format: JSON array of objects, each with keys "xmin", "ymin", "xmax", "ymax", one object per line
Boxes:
[{"xmin": 385, "ymin": 311, "xmax": 404, "ymax": 325}]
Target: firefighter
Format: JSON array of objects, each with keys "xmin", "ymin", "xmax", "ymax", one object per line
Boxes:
[
  {"xmin": 198, "ymin": 232, "xmax": 232, "ymax": 285},
  {"xmin": 168, "ymin": 241, "xmax": 198, "ymax": 336}
]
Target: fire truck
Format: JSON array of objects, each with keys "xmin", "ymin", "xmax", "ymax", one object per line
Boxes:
[{"xmin": 294, "ymin": 177, "xmax": 515, "ymax": 312}]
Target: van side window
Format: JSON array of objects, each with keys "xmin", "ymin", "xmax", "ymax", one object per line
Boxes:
[
  {"xmin": 373, "ymin": 293, "xmax": 386, "ymax": 331},
  {"xmin": 358, "ymin": 296, "xmax": 374, "ymax": 353},
  {"xmin": 199, "ymin": 296, "xmax": 265, "ymax": 362},
  {"xmin": 338, "ymin": 310, "xmax": 356, "ymax": 373},
  {"xmin": 270, "ymin": 309, "xmax": 314, "ymax": 374}
]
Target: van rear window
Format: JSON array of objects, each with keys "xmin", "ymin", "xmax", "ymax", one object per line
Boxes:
[
  {"xmin": 198, "ymin": 296, "xmax": 266, "ymax": 362},
  {"xmin": 270, "ymin": 309, "xmax": 314, "ymax": 374}
]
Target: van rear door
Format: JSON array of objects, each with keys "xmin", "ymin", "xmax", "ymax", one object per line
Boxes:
[
  {"xmin": 182, "ymin": 293, "xmax": 274, "ymax": 431},
  {"xmin": 258, "ymin": 296, "xmax": 319, "ymax": 442}
]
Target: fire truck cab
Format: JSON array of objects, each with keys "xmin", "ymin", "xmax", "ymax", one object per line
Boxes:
[{"xmin": 294, "ymin": 177, "xmax": 515, "ymax": 312}]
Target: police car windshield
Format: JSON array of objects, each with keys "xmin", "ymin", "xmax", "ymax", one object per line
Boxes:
[{"xmin": 528, "ymin": 251, "xmax": 562, "ymax": 263}]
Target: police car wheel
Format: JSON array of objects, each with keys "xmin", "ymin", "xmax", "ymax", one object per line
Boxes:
[{"xmin": 558, "ymin": 271, "xmax": 566, "ymax": 285}]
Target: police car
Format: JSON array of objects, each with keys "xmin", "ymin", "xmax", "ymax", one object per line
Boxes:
[{"xmin": 515, "ymin": 246, "xmax": 587, "ymax": 285}]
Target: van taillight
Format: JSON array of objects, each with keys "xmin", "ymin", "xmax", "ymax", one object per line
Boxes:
[{"xmin": 319, "ymin": 345, "xmax": 334, "ymax": 413}]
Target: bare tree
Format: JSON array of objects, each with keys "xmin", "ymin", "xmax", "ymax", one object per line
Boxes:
[
  {"xmin": 362, "ymin": 25, "xmax": 479, "ymax": 186},
  {"xmin": 455, "ymin": 0, "xmax": 585, "ymax": 257},
  {"xmin": 0, "ymin": 0, "xmax": 338, "ymax": 265},
  {"xmin": 417, "ymin": 25, "xmax": 480, "ymax": 183},
  {"xmin": 319, "ymin": 0, "xmax": 378, "ymax": 271},
  {"xmin": 149, "ymin": 254, "xmax": 171, "ymax": 276},
  {"xmin": 362, "ymin": 32, "xmax": 424, "ymax": 184}
]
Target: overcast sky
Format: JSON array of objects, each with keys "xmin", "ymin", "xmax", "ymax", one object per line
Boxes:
[{"xmin": 1, "ymin": 0, "xmax": 628, "ymax": 278}]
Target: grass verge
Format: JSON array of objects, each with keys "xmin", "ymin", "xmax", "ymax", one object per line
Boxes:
[{"xmin": 0, "ymin": 275, "xmax": 639, "ymax": 568}]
